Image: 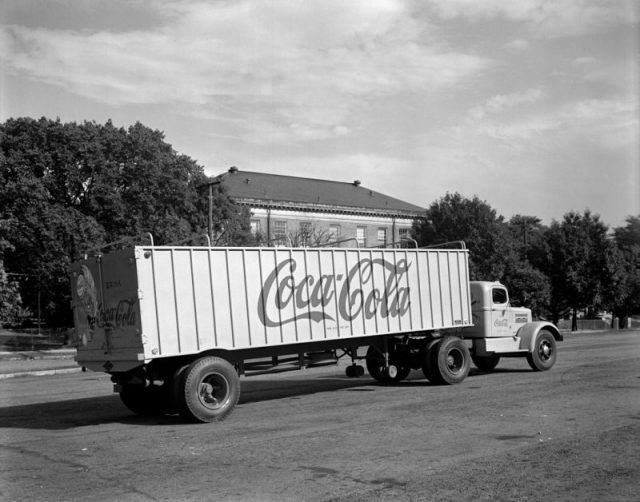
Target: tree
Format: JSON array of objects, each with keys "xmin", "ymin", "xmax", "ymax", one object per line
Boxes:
[
  {"xmin": 413, "ymin": 192, "xmax": 517, "ymax": 281},
  {"xmin": 609, "ymin": 216, "xmax": 640, "ymax": 326},
  {"xmin": 0, "ymin": 261, "xmax": 26, "ymax": 327},
  {"xmin": 0, "ymin": 117, "xmax": 249, "ymax": 326},
  {"xmin": 413, "ymin": 194, "xmax": 552, "ymax": 318},
  {"xmin": 537, "ymin": 211, "xmax": 614, "ymax": 328},
  {"xmin": 206, "ymin": 183, "xmax": 257, "ymax": 247},
  {"xmin": 287, "ymin": 223, "xmax": 334, "ymax": 248}
]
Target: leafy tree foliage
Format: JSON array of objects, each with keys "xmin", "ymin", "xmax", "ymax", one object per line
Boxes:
[
  {"xmin": 534, "ymin": 211, "xmax": 614, "ymax": 327},
  {"xmin": 609, "ymin": 216, "xmax": 640, "ymax": 324},
  {"xmin": 207, "ymin": 184, "xmax": 256, "ymax": 247},
  {"xmin": 413, "ymin": 192, "xmax": 517, "ymax": 281},
  {"xmin": 413, "ymin": 193, "xmax": 550, "ymax": 316},
  {"xmin": 0, "ymin": 117, "xmax": 248, "ymax": 326},
  {"xmin": 0, "ymin": 261, "xmax": 26, "ymax": 326}
]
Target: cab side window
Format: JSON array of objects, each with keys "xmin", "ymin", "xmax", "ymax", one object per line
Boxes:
[{"xmin": 492, "ymin": 288, "xmax": 508, "ymax": 305}]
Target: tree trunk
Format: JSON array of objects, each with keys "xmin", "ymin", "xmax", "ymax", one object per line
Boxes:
[{"xmin": 571, "ymin": 308, "xmax": 578, "ymax": 332}]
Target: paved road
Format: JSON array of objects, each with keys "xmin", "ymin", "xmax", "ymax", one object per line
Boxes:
[{"xmin": 1, "ymin": 330, "xmax": 639, "ymax": 501}]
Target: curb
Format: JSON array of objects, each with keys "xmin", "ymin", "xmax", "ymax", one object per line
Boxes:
[{"xmin": 0, "ymin": 366, "xmax": 83, "ymax": 380}]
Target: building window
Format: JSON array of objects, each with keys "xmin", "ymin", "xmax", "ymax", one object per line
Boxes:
[
  {"xmin": 356, "ymin": 226, "xmax": 367, "ymax": 247},
  {"xmin": 274, "ymin": 220, "xmax": 287, "ymax": 237},
  {"xmin": 250, "ymin": 219, "xmax": 261, "ymax": 234},
  {"xmin": 399, "ymin": 228, "xmax": 410, "ymax": 243},
  {"xmin": 377, "ymin": 228, "xmax": 387, "ymax": 245},
  {"xmin": 329, "ymin": 224, "xmax": 341, "ymax": 242},
  {"xmin": 300, "ymin": 222, "xmax": 312, "ymax": 235}
]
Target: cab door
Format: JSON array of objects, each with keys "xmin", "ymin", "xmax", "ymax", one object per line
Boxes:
[{"xmin": 490, "ymin": 286, "xmax": 513, "ymax": 337}]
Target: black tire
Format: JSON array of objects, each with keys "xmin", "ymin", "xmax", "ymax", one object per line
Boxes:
[
  {"xmin": 472, "ymin": 354, "xmax": 501, "ymax": 372},
  {"xmin": 421, "ymin": 339, "xmax": 441, "ymax": 383},
  {"xmin": 180, "ymin": 356, "xmax": 240, "ymax": 423},
  {"xmin": 394, "ymin": 365, "xmax": 412, "ymax": 381},
  {"xmin": 425, "ymin": 337, "xmax": 470, "ymax": 385},
  {"xmin": 171, "ymin": 364, "xmax": 189, "ymax": 417},
  {"xmin": 365, "ymin": 346, "xmax": 409, "ymax": 383},
  {"xmin": 527, "ymin": 330, "xmax": 557, "ymax": 371},
  {"xmin": 366, "ymin": 346, "xmax": 388, "ymax": 382},
  {"xmin": 119, "ymin": 384, "xmax": 171, "ymax": 416}
]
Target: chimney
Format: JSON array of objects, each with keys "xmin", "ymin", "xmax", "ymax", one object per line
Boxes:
[
  {"xmin": 228, "ymin": 166, "xmax": 239, "ymax": 174},
  {"xmin": 353, "ymin": 180, "xmax": 361, "ymax": 187}
]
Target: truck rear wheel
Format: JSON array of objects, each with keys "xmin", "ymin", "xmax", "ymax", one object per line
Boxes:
[
  {"xmin": 527, "ymin": 330, "xmax": 557, "ymax": 371},
  {"xmin": 472, "ymin": 354, "xmax": 500, "ymax": 372},
  {"xmin": 180, "ymin": 356, "xmax": 240, "ymax": 423},
  {"xmin": 424, "ymin": 337, "xmax": 470, "ymax": 385}
]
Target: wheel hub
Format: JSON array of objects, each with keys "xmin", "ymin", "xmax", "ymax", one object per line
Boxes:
[
  {"xmin": 540, "ymin": 342, "xmax": 551, "ymax": 359},
  {"xmin": 446, "ymin": 349, "xmax": 463, "ymax": 372},
  {"xmin": 198, "ymin": 374, "xmax": 229, "ymax": 409}
]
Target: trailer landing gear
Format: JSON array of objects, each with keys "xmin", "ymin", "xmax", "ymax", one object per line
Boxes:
[{"xmin": 345, "ymin": 364, "xmax": 365, "ymax": 378}]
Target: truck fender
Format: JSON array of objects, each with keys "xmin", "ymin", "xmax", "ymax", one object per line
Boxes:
[{"xmin": 517, "ymin": 322, "xmax": 563, "ymax": 352}]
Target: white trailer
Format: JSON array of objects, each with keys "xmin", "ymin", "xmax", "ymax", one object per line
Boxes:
[{"xmin": 70, "ymin": 243, "xmax": 561, "ymax": 422}]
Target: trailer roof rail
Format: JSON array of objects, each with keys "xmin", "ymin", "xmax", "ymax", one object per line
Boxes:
[
  {"xmin": 375, "ymin": 238, "xmax": 419, "ymax": 249},
  {"xmin": 314, "ymin": 237, "xmax": 360, "ymax": 248},
  {"xmin": 421, "ymin": 240, "xmax": 466, "ymax": 250},
  {"xmin": 164, "ymin": 234, "xmax": 211, "ymax": 247},
  {"xmin": 83, "ymin": 232, "xmax": 155, "ymax": 256}
]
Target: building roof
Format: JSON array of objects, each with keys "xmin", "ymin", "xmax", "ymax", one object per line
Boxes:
[{"xmin": 209, "ymin": 167, "xmax": 426, "ymax": 218}]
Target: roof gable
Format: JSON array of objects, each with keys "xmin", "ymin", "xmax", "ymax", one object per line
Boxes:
[{"xmin": 211, "ymin": 168, "xmax": 425, "ymax": 216}]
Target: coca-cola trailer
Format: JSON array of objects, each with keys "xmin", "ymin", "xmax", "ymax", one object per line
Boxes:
[{"xmin": 70, "ymin": 242, "xmax": 561, "ymax": 422}]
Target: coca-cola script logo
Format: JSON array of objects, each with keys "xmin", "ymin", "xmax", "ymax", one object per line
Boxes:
[
  {"xmin": 257, "ymin": 257, "xmax": 411, "ymax": 327},
  {"xmin": 97, "ymin": 298, "xmax": 138, "ymax": 329}
]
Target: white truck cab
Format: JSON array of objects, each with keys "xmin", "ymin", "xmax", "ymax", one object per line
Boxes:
[{"xmin": 463, "ymin": 281, "xmax": 562, "ymax": 371}]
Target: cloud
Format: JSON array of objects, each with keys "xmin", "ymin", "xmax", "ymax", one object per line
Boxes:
[
  {"xmin": 468, "ymin": 88, "xmax": 546, "ymax": 120},
  {"xmin": 572, "ymin": 56, "xmax": 597, "ymax": 66},
  {"xmin": 0, "ymin": 0, "xmax": 493, "ymax": 144},
  {"xmin": 503, "ymin": 38, "xmax": 530, "ymax": 51},
  {"xmin": 425, "ymin": 0, "xmax": 639, "ymax": 39}
]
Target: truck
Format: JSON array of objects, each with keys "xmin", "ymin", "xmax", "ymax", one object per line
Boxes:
[{"xmin": 70, "ymin": 241, "xmax": 562, "ymax": 423}]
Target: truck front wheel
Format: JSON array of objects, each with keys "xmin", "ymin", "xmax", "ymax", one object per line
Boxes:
[
  {"xmin": 180, "ymin": 356, "xmax": 240, "ymax": 423},
  {"xmin": 527, "ymin": 330, "xmax": 557, "ymax": 371},
  {"xmin": 424, "ymin": 337, "xmax": 470, "ymax": 385}
]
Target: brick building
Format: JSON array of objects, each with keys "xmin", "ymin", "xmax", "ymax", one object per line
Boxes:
[{"xmin": 207, "ymin": 167, "xmax": 425, "ymax": 247}]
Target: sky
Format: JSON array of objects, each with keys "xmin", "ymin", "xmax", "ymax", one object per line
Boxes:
[{"xmin": 1, "ymin": 0, "xmax": 638, "ymax": 227}]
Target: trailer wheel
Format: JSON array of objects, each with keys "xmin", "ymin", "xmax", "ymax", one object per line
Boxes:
[
  {"xmin": 181, "ymin": 356, "xmax": 240, "ymax": 423},
  {"xmin": 527, "ymin": 330, "xmax": 557, "ymax": 371},
  {"xmin": 170, "ymin": 364, "xmax": 189, "ymax": 417},
  {"xmin": 365, "ymin": 346, "xmax": 410, "ymax": 383},
  {"xmin": 472, "ymin": 354, "xmax": 501, "ymax": 372},
  {"xmin": 365, "ymin": 346, "xmax": 387, "ymax": 382},
  {"xmin": 425, "ymin": 337, "xmax": 470, "ymax": 385},
  {"xmin": 119, "ymin": 384, "xmax": 171, "ymax": 416},
  {"xmin": 421, "ymin": 339, "xmax": 441, "ymax": 383}
]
